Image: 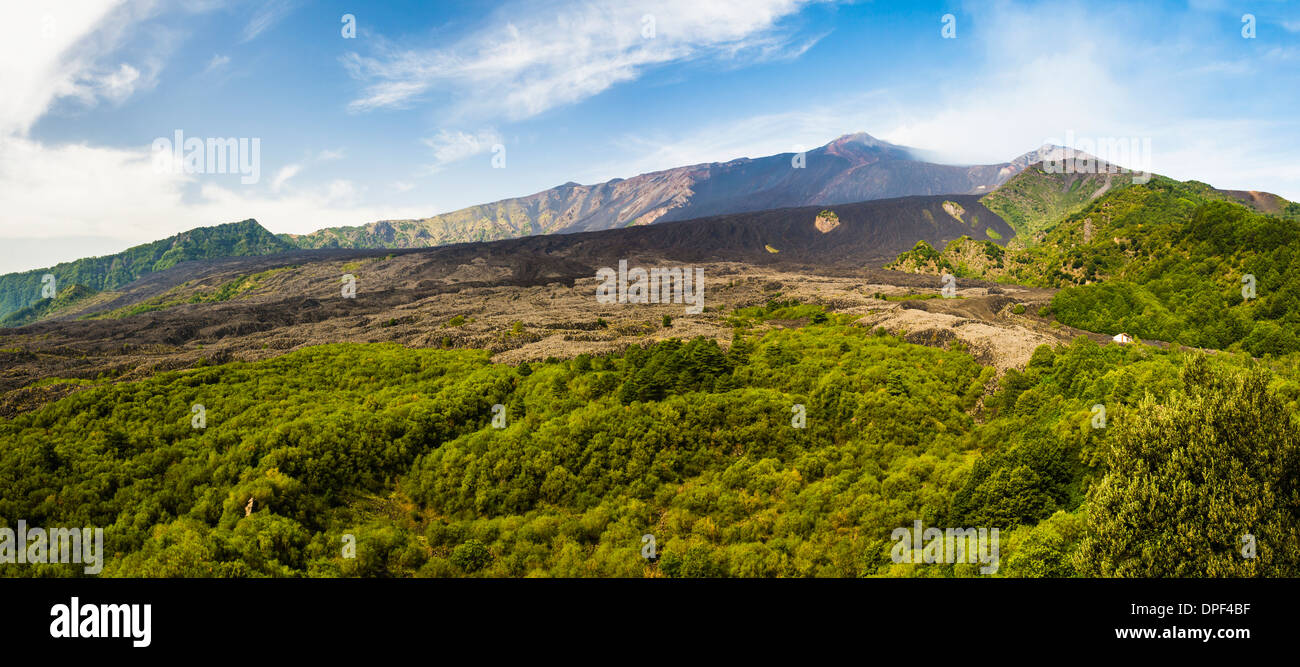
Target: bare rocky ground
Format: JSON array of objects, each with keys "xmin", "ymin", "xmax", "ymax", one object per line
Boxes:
[{"xmin": 0, "ymin": 242, "xmax": 1115, "ymax": 416}]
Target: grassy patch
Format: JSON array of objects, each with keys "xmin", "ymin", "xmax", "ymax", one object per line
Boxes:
[{"xmin": 87, "ymin": 266, "xmax": 296, "ymax": 320}]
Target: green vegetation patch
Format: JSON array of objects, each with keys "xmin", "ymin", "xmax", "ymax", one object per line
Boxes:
[
  {"xmin": 87, "ymin": 266, "xmax": 296, "ymax": 320},
  {"xmin": 6, "ymin": 326, "xmax": 1297, "ymax": 577}
]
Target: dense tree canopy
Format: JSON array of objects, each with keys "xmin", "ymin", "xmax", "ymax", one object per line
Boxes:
[
  {"xmin": 1079, "ymin": 357, "xmax": 1300, "ymax": 576},
  {"xmin": 3, "ymin": 318, "xmax": 1298, "ymax": 577}
]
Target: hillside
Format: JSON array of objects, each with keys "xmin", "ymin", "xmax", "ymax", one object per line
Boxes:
[
  {"xmin": 887, "ymin": 236, "xmax": 1008, "ymax": 279},
  {"xmin": 1, "ymin": 194, "xmax": 1014, "ymax": 331},
  {"xmin": 289, "ymin": 133, "xmax": 1041, "ymax": 250},
  {"xmin": 979, "ymin": 163, "xmax": 1127, "ymax": 240},
  {"xmin": 894, "ymin": 172, "xmax": 1300, "ymax": 356},
  {"xmin": 0, "ymin": 219, "xmax": 296, "ymax": 322},
  {"xmin": 0, "ymin": 192, "xmax": 1022, "ymax": 412},
  {"xmin": 0, "ymin": 284, "xmax": 101, "ymax": 327}
]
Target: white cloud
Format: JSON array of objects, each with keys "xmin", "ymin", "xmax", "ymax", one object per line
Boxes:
[
  {"xmin": 267, "ymin": 149, "xmax": 349, "ymax": 193},
  {"xmin": 422, "ymin": 129, "xmax": 504, "ymax": 170},
  {"xmin": 270, "ymin": 164, "xmax": 301, "ymax": 192},
  {"xmin": 0, "ymin": 0, "xmax": 196, "ymax": 137},
  {"xmin": 1283, "ymin": 20, "xmax": 1300, "ymax": 33},
  {"xmin": 0, "ymin": 1, "xmax": 129, "ymax": 135},
  {"xmin": 89, "ymin": 63, "xmax": 143, "ymax": 102},
  {"xmin": 241, "ymin": 0, "xmax": 297, "ymax": 42},
  {"xmin": 0, "ymin": 2, "xmax": 431, "ymax": 274},
  {"xmin": 874, "ymin": 2, "xmax": 1298, "ymax": 196},
  {"xmin": 0, "ymin": 135, "xmax": 190, "ymax": 242},
  {"xmin": 343, "ymin": 0, "xmax": 829, "ymax": 121},
  {"xmin": 0, "ymin": 134, "xmax": 432, "ymax": 273},
  {"xmin": 204, "ymin": 53, "xmax": 231, "ymax": 72}
]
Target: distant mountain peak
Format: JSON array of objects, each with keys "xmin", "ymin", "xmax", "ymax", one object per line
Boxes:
[
  {"xmin": 820, "ymin": 131, "xmax": 913, "ymax": 163},
  {"xmin": 1007, "ymin": 144, "xmax": 1119, "ymax": 171},
  {"xmin": 827, "ymin": 131, "xmax": 895, "ymax": 149}
]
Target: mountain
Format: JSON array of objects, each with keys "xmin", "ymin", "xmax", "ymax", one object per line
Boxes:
[
  {"xmin": 289, "ymin": 133, "xmax": 1046, "ymax": 250},
  {"xmin": 0, "ymin": 219, "xmax": 296, "ymax": 321},
  {"xmin": 0, "ymin": 193, "xmax": 1014, "ymax": 333}
]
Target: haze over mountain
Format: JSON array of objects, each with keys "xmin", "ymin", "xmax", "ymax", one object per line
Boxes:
[{"xmin": 289, "ymin": 133, "xmax": 1053, "ymax": 250}]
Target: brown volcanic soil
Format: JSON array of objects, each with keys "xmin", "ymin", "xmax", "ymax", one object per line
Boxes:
[
  {"xmin": 0, "ymin": 195, "xmax": 1090, "ymax": 415},
  {"xmin": 0, "ymin": 262, "xmax": 1094, "ymax": 417},
  {"xmin": 1215, "ymin": 189, "xmax": 1290, "ymax": 215}
]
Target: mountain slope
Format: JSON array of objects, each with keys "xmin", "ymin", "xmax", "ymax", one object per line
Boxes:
[
  {"xmin": 290, "ymin": 133, "xmax": 1040, "ymax": 250},
  {"xmin": 892, "ymin": 171, "xmax": 1300, "ymax": 356},
  {"xmin": 979, "ymin": 158, "xmax": 1295, "ymax": 244},
  {"xmin": 0, "ymin": 193, "xmax": 1013, "ymax": 347},
  {"xmin": 0, "ymin": 219, "xmax": 296, "ymax": 322},
  {"xmin": 980, "ymin": 164, "xmax": 1129, "ymax": 240},
  {"xmin": 0, "ymin": 284, "xmax": 102, "ymax": 327}
]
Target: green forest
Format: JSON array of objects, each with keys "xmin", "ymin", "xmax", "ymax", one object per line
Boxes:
[
  {"xmin": 1047, "ymin": 186, "xmax": 1300, "ymax": 355},
  {"xmin": 895, "ymin": 175, "xmax": 1300, "ymax": 357},
  {"xmin": 0, "ymin": 219, "xmax": 294, "ymax": 321},
  {"xmin": 4, "ymin": 315, "xmax": 1298, "ymax": 577}
]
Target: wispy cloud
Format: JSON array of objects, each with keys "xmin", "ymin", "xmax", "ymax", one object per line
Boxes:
[
  {"xmin": 241, "ymin": 0, "xmax": 297, "ymax": 43},
  {"xmin": 77, "ymin": 62, "xmax": 143, "ymax": 103},
  {"xmin": 1, "ymin": 1, "xmax": 145, "ymax": 135},
  {"xmin": 342, "ymin": 0, "xmax": 831, "ymax": 120},
  {"xmin": 268, "ymin": 149, "xmax": 351, "ymax": 193},
  {"xmin": 270, "ymin": 164, "xmax": 300, "ymax": 192},
  {"xmin": 203, "ymin": 53, "xmax": 230, "ymax": 73}
]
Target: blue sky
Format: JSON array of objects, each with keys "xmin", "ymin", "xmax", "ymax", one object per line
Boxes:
[{"xmin": 1, "ymin": 0, "xmax": 1298, "ymax": 273}]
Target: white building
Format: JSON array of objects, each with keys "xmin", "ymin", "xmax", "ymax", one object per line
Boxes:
[{"xmin": 1112, "ymin": 333, "xmax": 1134, "ymax": 344}]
